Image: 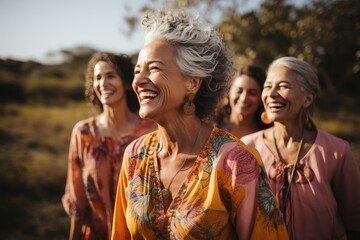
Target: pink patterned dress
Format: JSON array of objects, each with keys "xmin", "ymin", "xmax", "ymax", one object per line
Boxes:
[{"xmin": 62, "ymin": 117, "xmax": 156, "ymax": 240}]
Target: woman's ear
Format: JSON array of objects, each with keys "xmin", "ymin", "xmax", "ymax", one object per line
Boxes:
[
  {"xmin": 303, "ymin": 92, "xmax": 316, "ymax": 108},
  {"xmin": 186, "ymin": 76, "xmax": 202, "ymax": 93}
]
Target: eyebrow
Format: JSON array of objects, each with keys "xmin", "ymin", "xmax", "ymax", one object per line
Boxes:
[
  {"xmin": 264, "ymin": 79, "xmax": 291, "ymax": 84},
  {"xmin": 95, "ymin": 71, "xmax": 115, "ymax": 78},
  {"xmin": 135, "ymin": 59, "xmax": 166, "ymax": 68}
]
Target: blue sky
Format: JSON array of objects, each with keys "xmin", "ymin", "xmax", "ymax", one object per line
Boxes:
[
  {"xmin": 0, "ymin": 0, "xmax": 148, "ymax": 63},
  {"xmin": 0, "ymin": 0, "xmax": 305, "ymax": 64}
]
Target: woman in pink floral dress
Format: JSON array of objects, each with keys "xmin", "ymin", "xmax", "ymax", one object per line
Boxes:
[{"xmin": 62, "ymin": 52, "xmax": 156, "ymax": 240}]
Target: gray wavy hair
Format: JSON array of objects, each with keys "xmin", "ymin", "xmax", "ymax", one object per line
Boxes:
[
  {"xmin": 141, "ymin": 9, "xmax": 234, "ymax": 122},
  {"xmin": 268, "ymin": 56, "xmax": 320, "ymax": 115}
]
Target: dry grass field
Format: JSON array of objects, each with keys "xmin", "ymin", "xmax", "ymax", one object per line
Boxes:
[{"xmin": 0, "ymin": 102, "xmax": 89, "ymax": 239}]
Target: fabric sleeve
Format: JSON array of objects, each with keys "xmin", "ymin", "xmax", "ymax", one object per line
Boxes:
[
  {"xmin": 231, "ymin": 144, "xmax": 288, "ymax": 240},
  {"xmin": 61, "ymin": 123, "xmax": 89, "ymax": 223},
  {"xmin": 332, "ymin": 142, "xmax": 360, "ymax": 232},
  {"xmin": 236, "ymin": 166, "xmax": 288, "ymax": 240},
  {"xmin": 111, "ymin": 146, "xmax": 131, "ymax": 240}
]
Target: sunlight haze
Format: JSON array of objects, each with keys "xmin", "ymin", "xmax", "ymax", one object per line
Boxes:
[{"xmin": 0, "ymin": 0, "xmax": 304, "ymax": 64}]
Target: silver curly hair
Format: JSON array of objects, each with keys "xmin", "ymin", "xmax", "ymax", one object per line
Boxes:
[{"xmin": 141, "ymin": 8, "xmax": 234, "ymax": 121}]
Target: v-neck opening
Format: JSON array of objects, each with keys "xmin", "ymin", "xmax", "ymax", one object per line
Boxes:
[
  {"xmin": 261, "ymin": 129, "xmax": 319, "ymax": 167},
  {"xmin": 151, "ymin": 128, "xmax": 214, "ymax": 214}
]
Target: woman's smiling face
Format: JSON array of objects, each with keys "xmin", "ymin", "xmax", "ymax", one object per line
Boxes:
[
  {"xmin": 93, "ymin": 61, "xmax": 126, "ymax": 108},
  {"xmin": 262, "ymin": 66, "xmax": 308, "ymax": 123},
  {"xmin": 229, "ymin": 74, "xmax": 262, "ymax": 120},
  {"xmin": 133, "ymin": 39, "xmax": 190, "ymax": 122}
]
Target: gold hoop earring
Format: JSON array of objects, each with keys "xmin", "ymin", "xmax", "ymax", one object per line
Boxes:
[
  {"xmin": 184, "ymin": 92, "xmax": 196, "ymax": 115},
  {"xmin": 261, "ymin": 111, "xmax": 272, "ymax": 124}
]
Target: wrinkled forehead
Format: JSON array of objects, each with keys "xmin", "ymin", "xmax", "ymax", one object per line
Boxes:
[
  {"xmin": 137, "ymin": 39, "xmax": 176, "ymax": 65},
  {"xmin": 266, "ymin": 66, "xmax": 300, "ymax": 82}
]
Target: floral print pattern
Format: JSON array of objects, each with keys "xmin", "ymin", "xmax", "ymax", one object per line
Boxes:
[
  {"xmin": 62, "ymin": 117, "xmax": 156, "ymax": 240},
  {"xmin": 112, "ymin": 128, "xmax": 288, "ymax": 239}
]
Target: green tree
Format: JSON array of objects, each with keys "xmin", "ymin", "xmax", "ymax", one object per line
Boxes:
[{"xmin": 124, "ymin": 0, "xmax": 359, "ymax": 94}]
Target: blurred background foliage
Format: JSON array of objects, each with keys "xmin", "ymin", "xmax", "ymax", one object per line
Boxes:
[
  {"xmin": 124, "ymin": 0, "xmax": 359, "ymax": 94},
  {"xmin": 0, "ymin": 0, "xmax": 359, "ymax": 238}
]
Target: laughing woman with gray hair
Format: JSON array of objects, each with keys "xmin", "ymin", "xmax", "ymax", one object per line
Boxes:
[
  {"xmin": 242, "ymin": 56, "xmax": 360, "ymax": 240},
  {"xmin": 111, "ymin": 8, "xmax": 288, "ymax": 240}
]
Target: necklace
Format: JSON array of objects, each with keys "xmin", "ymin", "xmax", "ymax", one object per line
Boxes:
[
  {"xmin": 273, "ymin": 127, "xmax": 304, "ymax": 218},
  {"xmin": 158, "ymin": 126, "xmax": 202, "ymax": 199}
]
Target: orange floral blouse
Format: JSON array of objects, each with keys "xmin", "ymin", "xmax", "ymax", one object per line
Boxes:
[
  {"xmin": 62, "ymin": 117, "xmax": 156, "ymax": 240},
  {"xmin": 111, "ymin": 128, "xmax": 288, "ymax": 239}
]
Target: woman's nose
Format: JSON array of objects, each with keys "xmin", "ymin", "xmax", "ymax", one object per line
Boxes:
[
  {"xmin": 266, "ymin": 86, "xmax": 278, "ymax": 97},
  {"xmin": 133, "ymin": 70, "xmax": 149, "ymax": 86},
  {"xmin": 240, "ymin": 91, "xmax": 249, "ymax": 102},
  {"xmin": 99, "ymin": 77, "xmax": 108, "ymax": 88}
]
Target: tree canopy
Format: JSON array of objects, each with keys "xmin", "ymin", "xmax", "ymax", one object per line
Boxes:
[{"xmin": 124, "ymin": 0, "xmax": 359, "ymax": 94}]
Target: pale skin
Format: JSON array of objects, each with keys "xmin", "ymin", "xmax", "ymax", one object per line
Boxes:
[
  {"xmin": 261, "ymin": 65, "xmax": 316, "ymax": 164},
  {"xmin": 133, "ymin": 39, "xmax": 213, "ymax": 211},
  {"xmin": 228, "ymin": 74, "xmax": 262, "ymax": 138}
]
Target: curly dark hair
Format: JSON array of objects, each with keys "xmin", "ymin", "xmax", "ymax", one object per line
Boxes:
[{"xmin": 84, "ymin": 52, "xmax": 139, "ymax": 113}]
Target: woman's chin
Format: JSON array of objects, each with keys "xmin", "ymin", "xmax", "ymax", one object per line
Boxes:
[{"xmin": 139, "ymin": 108, "xmax": 155, "ymax": 121}]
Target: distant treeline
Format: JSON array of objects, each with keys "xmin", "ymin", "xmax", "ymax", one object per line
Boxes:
[
  {"xmin": 0, "ymin": 47, "xmax": 94, "ymax": 105},
  {"xmin": 0, "ymin": 46, "xmax": 142, "ymax": 106}
]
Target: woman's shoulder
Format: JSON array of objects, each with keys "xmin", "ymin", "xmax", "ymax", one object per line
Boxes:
[
  {"xmin": 134, "ymin": 118, "xmax": 157, "ymax": 134},
  {"xmin": 212, "ymin": 129, "xmax": 261, "ymax": 184},
  {"xmin": 211, "ymin": 127, "xmax": 247, "ymax": 150},
  {"xmin": 316, "ymin": 129, "xmax": 350, "ymax": 149},
  {"xmin": 212, "ymin": 127, "xmax": 258, "ymax": 148},
  {"xmin": 240, "ymin": 129, "xmax": 266, "ymax": 146},
  {"xmin": 71, "ymin": 117, "xmax": 96, "ymax": 135},
  {"xmin": 125, "ymin": 130, "xmax": 158, "ymax": 156},
  {"xmin": 312, "ymin": 130, "xmax": 356, "ymax": 163},
  {"xmin": 212, "ymin": 128, "xmax": 263, "ymax": 165}
]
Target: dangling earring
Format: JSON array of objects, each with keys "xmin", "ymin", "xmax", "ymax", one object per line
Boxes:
[
  {"xmin": 301, "ymin": 111, "xmax": 309, "ymax": 125},
  {"xmin": 301, "ymin": 111, "xmax": 313, "ymax": 129},
  {"xmin": 184, "ymin": 92, "xmax": 196, "ymax": 115},
  {"xmin": 261, "ymin": 111, "xmax": 272, "ymax": 124}
]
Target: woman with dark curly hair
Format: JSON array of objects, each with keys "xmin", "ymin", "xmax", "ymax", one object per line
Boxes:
[
  {"xmin": 217, "ymin": 65, "xmax": 271, "ymax": 138},
  {"xmin": 62, "ymin": 52, "xmax": 156, "ymax": 240},
  {"xmin": 111, "ymin": 9, "xmax": 288, "ymax": 240}
]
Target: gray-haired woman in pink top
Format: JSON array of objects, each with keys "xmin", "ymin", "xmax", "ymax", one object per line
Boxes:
[{"xmin": 242, "ymin": 56, "xmax": 360, "ymax": 240}]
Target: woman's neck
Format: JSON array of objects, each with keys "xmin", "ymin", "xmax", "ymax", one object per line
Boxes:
[
  {"xmin": 96, "ymin": 102, "xmax": 139, "ymax": 139},
  {"xmin": 157, "ymin": 116, "xmax": 212, "ymax": 156},
  {"xmin": 272, "ymin": 122, "xmax": 304, "ymax": 146},
  {"xmin": 228, "ymin": 113, "xmax": 258, "ymax": 138}
]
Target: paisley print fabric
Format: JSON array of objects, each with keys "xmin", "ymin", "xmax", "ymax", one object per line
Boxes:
[
  {"xmin": 112, "ymin": 128, "xmax": 288, "ymax": 239},
  {"xmin": 62, "ymin": 117, "xmax": 156, "ymax": 240}
]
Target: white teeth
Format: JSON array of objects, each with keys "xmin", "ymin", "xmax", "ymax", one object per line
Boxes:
[
  {"xmin": 101, "ymin": 90, "xmax": 115, "ymax": 95},
  {"xmin": 139, "ymin": 91, "xmax": 158, "ymax": 99},
  {"xmin": 269, "ymin": 102, "xmax": 285, "ymax": 108}
]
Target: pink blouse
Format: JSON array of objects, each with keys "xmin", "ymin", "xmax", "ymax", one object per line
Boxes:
[
  {"xmin": 241, "ymin": 129, "xmax": 360, "ymax": 240},
  {"xmin": 62, "ymin": 117, "xmax": 156, "ymax": 240}
]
